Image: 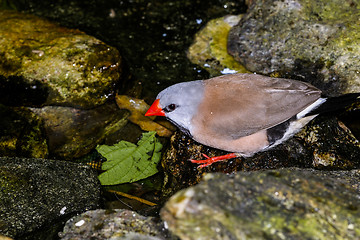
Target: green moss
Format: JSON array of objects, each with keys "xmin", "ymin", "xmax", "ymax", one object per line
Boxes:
[
  {"xmin": 0, "ymin": 10, "xmax": 122, "ymax": 109},
  {"xmin": 303, "ymin": 0, "xmax": 360, "ymax": 22},
  {"xmin": 163, "ymin": 169, "xmax": 360, "ymax": 239},
  {"xmin": 64, "ymin": 47, "xmax": 85, "ymax": 60}
]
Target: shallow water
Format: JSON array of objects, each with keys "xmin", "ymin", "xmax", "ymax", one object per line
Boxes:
[{"xmin": 17, "ymin": 0, "xmax": 247, "ymax": 100}]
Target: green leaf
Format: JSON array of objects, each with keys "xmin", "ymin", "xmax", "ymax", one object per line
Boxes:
[{"xmin": 96, "ymin": 131, "xmax": 162, "ymax": 185}]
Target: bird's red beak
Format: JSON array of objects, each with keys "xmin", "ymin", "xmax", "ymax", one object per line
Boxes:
[{"xmin": 145, "ymin": 99, "xmax": 165, "ymax": 117}]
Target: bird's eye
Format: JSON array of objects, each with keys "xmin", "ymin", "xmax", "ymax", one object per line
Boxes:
[{"xmin": 165, "ymin": 104, "xmax": 177, "ymax": 112}]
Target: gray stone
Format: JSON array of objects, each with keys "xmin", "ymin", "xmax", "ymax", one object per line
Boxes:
[
  {"xmin": 161, "ymin": 168, "xmax": 360, "ymax": 240},
  {"xmin": 0, "ymin": 157, "xmax": 101, "ymax": 238},
  {"xmin": 60, "ymin": 209, "xmax": 177, "ymax": 240},
  {"xmin": 228, "ymin": 0, "xmax": 360, "ymax": 96}
]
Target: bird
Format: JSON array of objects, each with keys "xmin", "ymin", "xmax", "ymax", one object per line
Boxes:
[{"xmin": 145, "ymin": 73, "xmax": 360, "ymax": 168}]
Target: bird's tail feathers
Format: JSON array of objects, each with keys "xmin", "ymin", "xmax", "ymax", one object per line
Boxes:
[{"xmin": 304, "ymin": 93, "xmax": 360, "ymax": 117}]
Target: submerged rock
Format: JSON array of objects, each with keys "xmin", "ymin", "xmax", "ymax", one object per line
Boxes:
[
  {"xmin": 161, "ymin": 168, "xmax": 360, "ymax": 240},
  {"xmin": 60, "ymin": 209, "xmax": 176, "ymax": 240},
  {"xmin": 228, "ymin": 0, "xmax": 360, "ymax": 95},
  {"xmin": 0, "ymin": 157, "xmax": 101, "ymax": 239},
  {"xmin": 0, "ymin": 10, "xmax": 122, "ymax": 109}
]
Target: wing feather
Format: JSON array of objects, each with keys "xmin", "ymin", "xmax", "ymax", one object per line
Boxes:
[{"xmin": 192, "ymin": 74, "xmax": 321, "ymax": 139}]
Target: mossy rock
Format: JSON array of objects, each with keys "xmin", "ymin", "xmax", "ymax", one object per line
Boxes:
[
  {"xmin": 0, "ymin": 10, "xmax": 122, "ymax": 109},
  {"xmin": 162, "ymin": 168, "xmax": 360, "ymax": 239},
  {"xmin": 228, "ymin": 0, "xmax": 360, "ymax": 95}
]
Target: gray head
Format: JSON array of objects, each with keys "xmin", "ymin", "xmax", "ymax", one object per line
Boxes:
[{"xmin": 157, "ymin": 80, "xmax": 204, "ymax": 132}]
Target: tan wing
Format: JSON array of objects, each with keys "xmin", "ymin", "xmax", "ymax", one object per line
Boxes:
[{"xmin": 191, "ymin": 73, "xmax": 322, "ymax": 139}]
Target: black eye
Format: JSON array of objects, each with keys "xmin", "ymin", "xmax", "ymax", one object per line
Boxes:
[{"xmin": 165, "ymin": 104, "xmax": 177, "ymax": 112}]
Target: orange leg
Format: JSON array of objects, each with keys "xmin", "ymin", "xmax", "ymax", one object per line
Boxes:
[{"xmin": 190, "ymin": 153, "xmax": 238, "ymax": 168}]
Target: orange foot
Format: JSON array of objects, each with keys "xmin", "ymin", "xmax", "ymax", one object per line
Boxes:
[{"xmin": 190, "ymin": 153, "xmax": 238, "ymax": 168}]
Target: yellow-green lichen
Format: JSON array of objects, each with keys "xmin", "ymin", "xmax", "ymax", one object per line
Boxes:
[{"xmin": 187, "ymin": 15, "xmax": 249, "ymax": 76}]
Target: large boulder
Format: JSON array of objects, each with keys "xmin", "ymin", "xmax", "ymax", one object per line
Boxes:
[
  {"xmin": 161, "ymin": 168, "xmax": 360, "ymax": 240},
  {"xmin": 0, "ymin": 157, "xmax": 101, "ymax": 238},
  {"xmin": 0, "ymin": 10, "xmax": 122, "ymax": 109},
  {"xmin": 228, "ymin": 0, "xmax": 360, "ymax": 96}
]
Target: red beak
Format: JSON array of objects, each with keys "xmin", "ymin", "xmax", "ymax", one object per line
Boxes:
[{"xmin": 145, "ymin": 99, "xmax": 165, "ymax": 117}]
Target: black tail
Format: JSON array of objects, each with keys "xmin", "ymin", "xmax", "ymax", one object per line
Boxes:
[{"xmin": 305, "ymin": 93, "xmax": 360, "ymax": 117}]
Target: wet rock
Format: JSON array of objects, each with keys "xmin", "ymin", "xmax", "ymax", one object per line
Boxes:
[
  {"xmin": 0, "ymin": 104, "xmax": 48, "ymax": 158},
  {"xmin": 15, "ymin": 0, "xmax": 247, "ymax": 101},
  {"xmin": 30, "ymin": 102, "xmax": 129, "ymax": 159},
  {"xmin": 161, "ymin": 168, "xmax": 360, "ymax": 240},
  {"xmin": 161, "ymin": 130, "xmax": 311, "ymax": 196},
  {"xmin": 187, "ymin": 15, "xmax": 249, "ymax": 76},
  {"xmin": 228, "ymin": 0, "xmax": 360, "ymax": 96},
  {"xmin": 161, "ymin": 116, "xmax": 360, "ymax": 193},
  {"xmin": 0, "ymin": 101, "xmax": 130, "ymax": 159},
  {"xmin": 0, "ymin": 10, "xmax": 122, "ymax": 109},
  {"xmin": 297, "ymin": 116, "xmax": 360, "ymax": 168},
  {"xmin": 308, "ymin": 169, "xmax": 360, "ymax": 194},
  {"xmin": 0, "ymin": 157, "xmax": 101, "ymax": 239},
  {"xmin": 60, "ymin": 209, "xmax": 177, "ymax": 240}
]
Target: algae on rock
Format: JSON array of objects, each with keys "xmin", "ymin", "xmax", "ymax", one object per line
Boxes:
[
  {"xmin": 161, "ymin": 169, "xmax": 360, "ymax": 240},
  {"xmin": 228, "ymin": 0, "xmax": 360, "ymax": 95},
  {"xmin": 0, "ymin": 10, "xmax": 122, "ymax": 109}
]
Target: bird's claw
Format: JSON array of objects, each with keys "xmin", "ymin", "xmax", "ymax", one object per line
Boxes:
[
  {"xmin": 190, "ymin": 153, "xmax": 214, "ymax": 168},
  {"xmin": 190, "ymin": 153, "xmax": 238, "ymax": 168}
]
